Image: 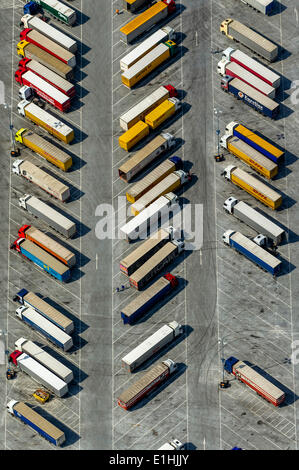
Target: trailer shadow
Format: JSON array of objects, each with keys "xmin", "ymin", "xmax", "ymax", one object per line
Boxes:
[
  {"xmin": 245, "ymin": 361, "xmax": 298, "ymax": 406},
  {"xmin": 74, "ymin": 83, "xmax": 90, "ymax": 100},
  {"xmin": 247, "ymin": 27, "xmax": 291, "ymax": 62},
  {"xmin": 127, "ymin": 362, "xmax": 187, "ymax": 411},
  {"xmin": 39, "ymin": 199, "xmax": 90, "ymax": 238},
  {"xmin": 184, "ymin": 442, "xmax": 197, "ymax": 450},
  {"xmin": 133, "ymin": 324, "xmax": 193, "ymax": 373},
  {"xmin": 268, "ymin": 1, "xmax": 287, "ymax": 16},
  {"xmin": 276, "ymin": 102, "xmax": 294, "ymax": 120}
]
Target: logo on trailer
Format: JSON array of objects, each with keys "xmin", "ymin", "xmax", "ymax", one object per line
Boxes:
[{"xmin": 238, "ymin": 91, "xmax": 244, "ymax": 99}]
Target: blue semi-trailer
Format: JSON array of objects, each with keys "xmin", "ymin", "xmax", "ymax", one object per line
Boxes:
[
  {"xmin": 121, "ymin": 273, "xmax": 178, "ymax": 324},
  {"xmin": 221, "ymin": 76, "xmax": 279, "ymax": 119},
  {"xmin": 11, "ymin": 237, "xmax": 71, "ymax": 282},
  {"xmin": 222, "ymin": 230, "xmax": 282, "ymax": 276}
]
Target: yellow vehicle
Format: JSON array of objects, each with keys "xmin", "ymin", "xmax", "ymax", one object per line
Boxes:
[
  {"xmin": 15, "ymin": 128, "xmax": 72, "ymax": 172},
  {"xmin": 119, "ymin": 121, "xmax": 149, "ymax": 152},
  {"xmin": 145, "ymin": 97, "xmax": 181, "ymax": 130},
  {"xmin": 33, "ymin": 389, "xmax": 50, "ymax": 404}
]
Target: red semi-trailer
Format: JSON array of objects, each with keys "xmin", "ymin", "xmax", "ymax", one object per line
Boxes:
[
  {"xmin": 15, "ymin": 69, "xmax": 70, "ymax": 112},
  {"xmin": 20, "ymin": 29, "xmax": 76, "ymax": 68}
]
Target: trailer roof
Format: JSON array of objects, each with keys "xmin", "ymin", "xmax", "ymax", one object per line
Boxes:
[
  {"xmin": 232, "ymin": 167, "xmax": 281, "ymax": 203},
  {"xmin": 22, "ymin": 306, "xmax": 72, "ymax": 345},
  {"xmin": 235, "ymin": 200, "xmax": 285, "ymax": 239},
  {"xmin": 24, "ymin": 291, "xmax": 73, "ymax": 331},
  {"xmin": 29, "ymin": 16, "xmax": 77, "ymax": 51},
  {"xmin": 227, "ymin": 62, "xmax": 275, "ymax": 96},
  {"xmin": 121, "ymin": 30, "xmax": 167, "ymax": 68},
  {"xmin": 40, "ymin": 0, "xmax": 75, "ymax": 19},
  {"xmin": 128, "ymin": 160, "xmax": 174, "ymax": 200},
  {"xmin": 25, "ymin": 102, "xmax": 73, "ymax": 138},
  {"xmin": 129, "ymin": 242, "xmax": 177, "ymax": 283},
  {"xmin": 14, "ymin": 402, "xmax": 65, "ymax": 441},
  {"xmin": 122, "ymin": 276, "xmax": 170, "ymax": 317},
  {"xmin": 26, "ymin": 195, "xmax": 75, "ymax": 231},
  {"xmin": 23, "ymin": 130, "xmax": 71, "ymax": 164},
  {"xmin": 21, "ymin": 239, "xmax": 69, "ymax": 275},
  {"xmin": 26, "ymin": 29, "xmax": 74, "ymax": 62},
  {"xmin": 18, "ymin": 352, "xmax": 67, "ymax": 390},
  {"xmin": 231, "ymin": 78, "xmax": 278, "ymax": 111},
  {"xmin": 122, "ymin": 43, "xmax": 169, "ymax": 80},
  {"xmin": 231, "ymin": 232, "xmax": 281, "ymax": 269},
  {"xmin": 20, "ymin": 160, "xmax": 69, "ymax": 197},
  {"xmin": 119, "ymin": 135, "xmax": 166, "ymax": 174},
  {"xmin": 234, "ymin": 124, "xmax": 284, "ymax": 159},
  {"xmin": 24, "ymin": 43, "xmax": 72, "ymax": 76},
  {"xmin": 120, "ymin": 2, "xmax": 167, "ymax": 35},
  {"xmin": 121, "ymin": 229, "xmax": 170, "ymax": 268},
  {"xmin": 228, "ymin": 136, "xmax": 277, "ymax": 172},
  {"xmin": 231, "ymin": 49, "xmax": 280, "ymax": 86},
  {"xmin": 230, "ymin": 20, "xmax": 278, "ymax": 53},
  {"xmin": 22, "ymin": 70, "xmax": 69, "ymax": 105},
  {"xmin": 132, "ymin": 172, "xmax": 179, "ymax": 213},
  {"xmin": 26, "ymin": 225, "xmax": 74, "ymax": 264},
  {"xmin": 120, "ymin": 86, "xmax": 168, "ymax": 124},
  {"xmin": 25, "ymin": 59, "xmax": 74, "ymax": 93}
]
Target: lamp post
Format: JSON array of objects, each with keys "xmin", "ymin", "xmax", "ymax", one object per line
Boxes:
[
  {"xmin": 218, "ymin": 337, "xmax": 229, "ymax": 388},
  {"xmin": 3, "ymin": 103, "xmax": 19, "ymax": 157},
  {"xmin": 214, "ymin": 108, "xmax": 223, "ymax": 162}
]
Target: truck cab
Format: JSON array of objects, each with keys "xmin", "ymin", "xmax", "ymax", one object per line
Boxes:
[
  {"xmin": 221, "ymin": 75, "xmax": 233, "ymax": 91},
  {"xmin": 23, "ymin": 2, "xmax": 40, "ymax": 15},
  {"xmin": 163, "ymin": 358, "xmax": 177, "ymax": 374},
  {"xmin": 222, "ymin": 47, "xmax": 235, "ymax": 61},
  {"xmin": 224, "ymin": 356, "xmax": 239, "ymax": 374},
  {"xmin": 158, "ymin": 439, "xmax": 184, "ymax": 450},
  {"xmin": 222, "ymin": 230, "xmax": 235, "ymax": 245},
  {"xmin": 220, "ymin": 18, "xmax": 233, "ymax": 39},
  {"xmin": 223, "ymin": 196, "xmax": 238, "ymax": 214},
  {"xmin": 225, "ymin": 121, "xmax": 238, "ymax": 136},
  {"xmin": 9, "ymin": 350, "xmax": 23, "ymax": 366},
  {"xmin": 217, "ymin": 58, "xmax": 230, "ymax": 76},
  {"xmin": 222, "ymin": 164, "xmax": 237, "ymax": 181}
]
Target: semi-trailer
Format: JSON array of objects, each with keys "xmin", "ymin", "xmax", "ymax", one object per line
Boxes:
[
  {"xmin": 20, "ymin": 29, "xmax": 76, "ymax": 68},
  {"xmin": 11, "ymin": 237, "xmax": 71, "ymax": 282},
  {"xmin": 17, "ymin": 100, "xmax": 74, "ymax": 144},
  {"xmin": 126, "ymin": 157, "xmax": 182, "ymax": 203},
  {"xmin": 17, "ymin": 40, "xmax": 73, "ymax": 80},
  {"xmin": 217, "ymin": 59, "xmax": 275, "ymax": 98},
  {"xmin": 18, "ymin": 224, "xmax": 76, "ymax": 266},
  {"xmin": 15, "ymin": 337, "xmax": 73, "ymax": 383},
  {"xmin": 118, "ymin": 133, "xmax": 175, "ymax": 182},
  {"xmin": 121, "ymin": 40, "xmax": 177, "ymax": 88},
  {"xmin": 237, "ymin": 0, "xmax": 275, "ymax": 15},
  {"xmin": 15, "ymin": 128, "xmax": 72, "ymax": 171},
  {"xmin": 221, "ymin": 76, "xmax": 279, "ymax": 119},
  {"xmin": 120, "ymin": 0, "xmax": 176, "ymax": 43},
  {"xmin": 225, "ymin": 121, "xmax": 284, "ymax": 163},
  {"xmin": 121, "ymin": 273, "xmax": 178, "ymax": 324},
  {"xmin": 220, "ymin": 18, "xmax": 278, "ymax": 62},
  {"xmin": 222, "ymin": 230, "xmax": 282, "ymax": 275},
  {"xmin": 224, "ymin": 356, "xmax": 285, "ymax": 405},
  {"xmin": 131, "ymin": 170, "xmax": 189, "ymax": 216},
  {"xmin": 7, "ymin": 400, "xmax": 65, "ymax": 446},
  {"xmin": 129, "ymin": 240, "xmax": 185, "ymax": 290},
  {"xmin": 15, "ymin": 305, "xmax": 73, "ymax": 351},
  {"xmin": 18, "ymin": 194, "xmax": 77, "ymax": 238},
  {"xmin": 118, "ymin": 359, "xmax": 177, "ymax": 409},
  {"xmin": 13, "ymin": 288, "xmax": 74, "ymax": 334},
  {"xmin": 12, "ymin": 160, "xmax": 70, "ymax": 202},
  {"xmin": 120, "ymin": 27, "xmax": 175, "ymax": 71},
  {"xmin": 223, "ymin": 197, "xmax": 285, "ymax": 245},
  {"xmin": 20, "ymin": 14, "xmax": 77, "ymax": 52},
  {"xmin": 222, "ymin": 165, "xmax": 282, "ymax": 209},
  {"xmin": 145, "ymin": 97, "xmax": 181, "ymax": 129},
  {"xmin": 19, "ymin": 58, "xmax": 75, "ymax": 97},
  {"xmin": 120, "ymin": 227, "xmax": 174, "ymax": 276},
  {"xmin": 220, "ymin": 135, "xmax": 278, "ymax": 179},
  {"xmin": 158, "ymin": 439, "xmax": 184, "ymax": 450},
  {"xmin": 27, "ymin": 0, "xmax": 77, "ymax": 26},
  {"xmin": 9, "ymin": 350, "xmax": 68, "ymax": 397},
  {"xmin": 120, "ymin": 192, "xmax": 179, "ymax": 242},
  {"xmin": 222, "ymin": 48, "xmax": 280, "ymax": 88},
  {"xmin": 123, "ymin": 0, "xmax": 150, "ymax": 13},
  {"xmin": 119, "ymin": 121, "xmax": 150, "ymax": 152},
  {"xmin": 122, "ymin": 321, "xmax": 182, "ymax": 372},
  {"xmin": 119, "ymin": 84, "xmax": 177, "ymax": 131},
  {"xmin": 15, "ymin": 69, "xmax": 71, "ymax": 112}
]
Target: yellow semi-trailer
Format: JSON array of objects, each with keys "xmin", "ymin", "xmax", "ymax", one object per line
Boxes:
[
  {"xmin": 119, "ymin": 85, "xmax": 177, "ymax": 131},
  {"xmin": 222, "ymin": 165, "xmax": 282, "ymax": 209},
  {"xmin": 126, "ymin": 156, "xmax": 182, "ymax": 203},
  {"xmin": 17, "ymin": 100, "xmax": 74, "ymax": 144},
  {"xmin": 17, "ymin": 41, "xmax": 73, "ymax": 81},
  {"xmin": 119, "ymin": 121, "xmax": 149, "ymax": 152},
  {"xmin": 120, "ymin": 1, "xmax": 176, "ymax": 43},
  {"xmin": 15, "ymin": 128, "xmax": 72, "ymax": 171},
  {"xmin": 118, "ymin": 133, "xmax": 175, "ymax": 182},
  {"xmin": 220, "ymin": 135, "xmax": 278, "ymax": 179},
  {"xmin": 131, "ymin": 170, "xmax": 189, "ymax": 216},
  {"xmin": 12, "ymin": 160, "xmax": 70, "ymax": 202},
  {"xmin": 145, "ymin": 97, "xmax": 181, "ymax": 130},
  {"xmin": 121, "ymin": 40, "xmax": 177, "ymax": 89}
]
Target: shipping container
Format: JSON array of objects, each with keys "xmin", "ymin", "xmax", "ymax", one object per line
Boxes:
[
  {"xmin": 15, "ymin": 128, "xmax": 72, "ymax": 171},
  {"xmin": 20, "ymin": 14, "xmax": 77, "ymax": 52},
  {"xmin": 123, "ymin": 0, "xmax": 150, "ymax": 13},
  {"xmin": 15, "ymin": 337, "xmax": 73, "ymax": 383},
  {"xmin": 18, "ymin": 194, "xmax": 76, "ymax": 238},
  {"xmin": 120, "ymin": 85, "xmax": 177, "ymax": 131},
  {"xmin": 220, "ymin": 18, "xmax": 278, "ymax": 62},
  {"xmin": 120, "ymin": 27, "xmax": 175, "ymax": 71},
  {"xmin": 15, "ymin": 305, "xmax": 73, "ymax": 351},
  {"xmin": 118, "ymin": 133, "xmax": 175, "ymax": 182},
  {"xmin": 121, "ymin": 40, "xmax": 177, "ymax": 88},
  {"xmin": 222, "ymin": 230, "xmax": 282, "ymax": 275},
  {"xmin": 119, "ymin": 121, "xmax": 149, "ymax": 151},
  {"xmin": 129, "ymin": 240, "xmax": 184, "ymax": 290},
  {"xmin": 131, "ymin": 170, "xmax": 189, "ymax": 216},
  {"xmin": 223, "ymin": 197, "xmax": 285, "ymax": 245},
  {"xmin": 225, "ymin": 121, "xmax": 284, "ymax": 163},
  {"xmin": 224, "ymin": 356, "xmax": 285, "ymax": 405},
  {"xmin": 121, "ymin": 273, "xmax": 178, "ymax": 324},
  {"xmin": 12, "ymin": 160, "xmax": 70, "ymax": 202},
  {"xmin": 126, "ymin": 157, "xmax": 182, "ymax": 203},
  {"xmin": 13, "ymin": 288, "xmax": 74, "ymax": 334},
  {"xmin": 237, "ymin": 0, "xmax": 275, "ymax": 15},
  {"xmin": 220, "ymin": 135, "xmax": 278, "ymax": 179},
  {"xmin": 7, "ymin": 400, "xmax": 65, "ymax": 446},
  {"xmin": 17, "ymin": 40, "xmax": 73, "ymax": 80},
  {"xmin": 118, "ymin": 359, "xmax": 177, "ymax": 409},
  {"xmin": 32, "ymin": 0, "xmax": 76, "ymax": 26},
  {"xmin": 145, "ymin": 97, "xmax": 181, "ymax": 129},
  {"xmin": 120, "ymin": 0, "xmax": 176, "ymax": 43},
  {"xmin": 222, "ymin": 165, "xmax": 282, "ymax": 209},
  {"xmin": 18, "ymin": 224, "xmax": 76, "ymax": 266},
  {"xmin": 17, "ymin": 100, "xmax": 74, "ymax": 144},
  {"xmin": 222, "ymin": 47, "xmax": 280, "ymax": 88}
]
